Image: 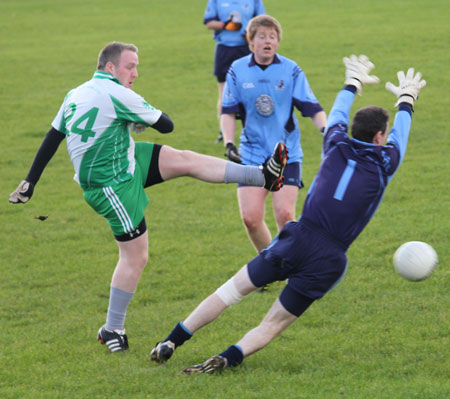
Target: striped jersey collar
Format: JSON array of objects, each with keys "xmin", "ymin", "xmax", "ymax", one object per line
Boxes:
[
  {"xmin": 93, "ymin": 71, "xmax": 123, "ymax": 86},
  {"xmin": 249, "ymin": 53, "xmax": 281, "ymax": 67}
]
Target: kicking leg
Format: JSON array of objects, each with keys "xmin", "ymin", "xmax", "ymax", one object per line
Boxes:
[
  {"xmin": 157, "ymin": 143, "xmax": 287, "ymax": 189},
  {"xmin": 158, "ymin": 145, "xmax": 228, "ymax": 182}
]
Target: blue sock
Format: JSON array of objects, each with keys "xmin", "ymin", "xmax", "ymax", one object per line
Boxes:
[
  {"xmin": 165, "ymin": 322, "xmax": 193, "ymax": 348},
  {"xmin": 105, "ymin": 286, "xmax": 134, "ymax": 331},
  {"xmin": 219, "ymin": 345, "xmax": 244, "ymax": 367}
]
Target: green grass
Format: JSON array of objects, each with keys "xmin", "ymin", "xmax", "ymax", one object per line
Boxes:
[{"xmin": 0, "ymin": 0, "xmax": 449, "ymax": 398}]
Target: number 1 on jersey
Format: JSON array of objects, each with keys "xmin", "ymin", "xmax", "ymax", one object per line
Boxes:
[{"xmin": 334, "ymin": 159, "xmax": 357, "ymax": 201}]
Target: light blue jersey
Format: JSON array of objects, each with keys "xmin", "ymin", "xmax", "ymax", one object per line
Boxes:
[
  {"xmin": 204, "ymin": 0, "xmax": 265, "ymax": 47},
  {"xmin": 222, "ymin": 54, "xmax": 323, "ymax": 165}
]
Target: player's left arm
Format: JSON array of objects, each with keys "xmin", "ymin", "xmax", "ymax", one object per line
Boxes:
[
  {"xmin": 130, "ymin": 111, "xmax": 173, "ymax": 134},
  {"xmin": 311, "ymin": 111, "xmax": 327, "ymax": 134},
  {"xmin": 385, "ymin": 68, "xmax": 426, "ymax": 174},
  {"xmin": 385, "ymin": 105, "xmax": 412, "ymax": 167},
  {"xmin": 119, "ymin": 89, "xmax": 173, "ymax": 134},
  {"xmin": 149, "ymin": 112, "xmax": 173, "ymax": 133},
  {"xmin": 291, "ymin": 65, "xmax": 325, "ymax": 132}
]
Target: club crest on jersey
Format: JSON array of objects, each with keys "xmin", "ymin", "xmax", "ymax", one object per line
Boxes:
[
  {"xmin": 255, "ymin": 94, "xmax": 274, "ymax": 116},
  {"xmin": 229, "ymin": 10, "xmax": 242, "ymax": 23},
  {"xmin": 275, "ymin": 80, "xmax": 285, "ymax": 91}
]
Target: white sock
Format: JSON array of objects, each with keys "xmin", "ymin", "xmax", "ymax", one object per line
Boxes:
[
  {"xmin": 105, "ymin": 285, "xmax": 134, "ymax": 331},
  {"xmin": 224, "ymin": 162, "xmax": 264, "ymax": 186}
]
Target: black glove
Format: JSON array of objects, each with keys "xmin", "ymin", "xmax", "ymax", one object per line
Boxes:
[{"xmin": 225, "ymin": 143, "xmax": 242, "ymax": 163}]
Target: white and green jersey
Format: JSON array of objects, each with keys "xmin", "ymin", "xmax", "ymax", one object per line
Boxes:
[{"xmin": 52, "ymin": 71, "xmax": 162, "ymax": 189}]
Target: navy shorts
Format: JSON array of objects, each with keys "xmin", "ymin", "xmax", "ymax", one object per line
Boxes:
[
  {"xmin": 214, "ymin": 44, "xmax": 251, "ymax": 82},
  {"xmin": 238, "ymin": 162, "xmax": 303, "ymax": 188},
  {"xmin": 247, "ymin": 218, "xmax": 348, "ymax": 316}
]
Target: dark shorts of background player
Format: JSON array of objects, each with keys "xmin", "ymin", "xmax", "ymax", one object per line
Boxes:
[
  {"xmin": 238, "ymin": 162, "xmax": 304, "ymax": 189},
  {"xmin": 214, "ymin": 44, "xmax": 251, "ymax": 83},
  {"xmin": 247, "ymin": 217, "xmax": 348, "ymax": 317},
  {"xmin": 115, "ymin": 143, "xmax": 164, "ymax": 242}
]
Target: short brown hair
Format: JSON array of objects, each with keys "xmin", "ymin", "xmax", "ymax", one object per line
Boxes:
[
  {"xmin": 97, "ymin": 42, "xmax": 138, "ymax": 71},
  {"xmin": 351, "ymin": 106, "xmax": 390, "ymax": 143},
  {"xmin": 246, "ymin": 15, "xmax": 282, "ymax": 51}
]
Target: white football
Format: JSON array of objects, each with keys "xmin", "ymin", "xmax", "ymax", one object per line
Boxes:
[{"xmin": 393, "ymin": 241, "xmax": 438, "ymax": 282}]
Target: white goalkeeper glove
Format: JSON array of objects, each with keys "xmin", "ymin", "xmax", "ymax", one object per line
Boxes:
[
  {"xmin": 385, "ymin": 68, "xmax": 426, "ymax": 107},
  {"xmin": 130, "ymin": 122, "xmax": 147, "ymax": 133},
  {"xmin": 9, "ymin": 180, "xmax": 34, "ymax": 204},
  {"xmin": 343, "ymin": 54, "xmax": 380, "ymax": 95}
]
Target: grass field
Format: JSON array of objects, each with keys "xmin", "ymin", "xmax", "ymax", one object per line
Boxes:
[{"xmin": 0, "ymin": 0, "xmax": 449, "ymax": 398}]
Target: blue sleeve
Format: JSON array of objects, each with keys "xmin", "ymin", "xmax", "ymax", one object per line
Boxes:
[
  {"xmin": 221, "ymin": 65, "xmax": 241, "ymax": 114},
  {"xmin": 203, "ymin": 0, "xmax": 217, "ymax": 24},
  {"xmin": 385, "ymin": 104, "xmax": 412, "ymax": 179},
  {"xmin": 321, "ymin": 87, "xmax": 356, "ymax": 155},
  {"xmin": 292, "ymin": 66, "xmax": 323, "ymax": 117},
  {"xmin": 326, "ymin": 87, "xmax": 356, "ymax": 130}
]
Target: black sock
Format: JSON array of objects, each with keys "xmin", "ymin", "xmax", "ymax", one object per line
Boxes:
[
  {"xmin": 219, "ymin": 345, "xmax": 244, "ymax": 367},
  {"xmin": 165, "ymin": 322, "xmax": 193, "ymax": 348}
]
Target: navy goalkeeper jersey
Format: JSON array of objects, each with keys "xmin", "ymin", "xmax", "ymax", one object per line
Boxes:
[{"xmin": 302, "ymin": 87, "xmax": 413, "ymax": 249}]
